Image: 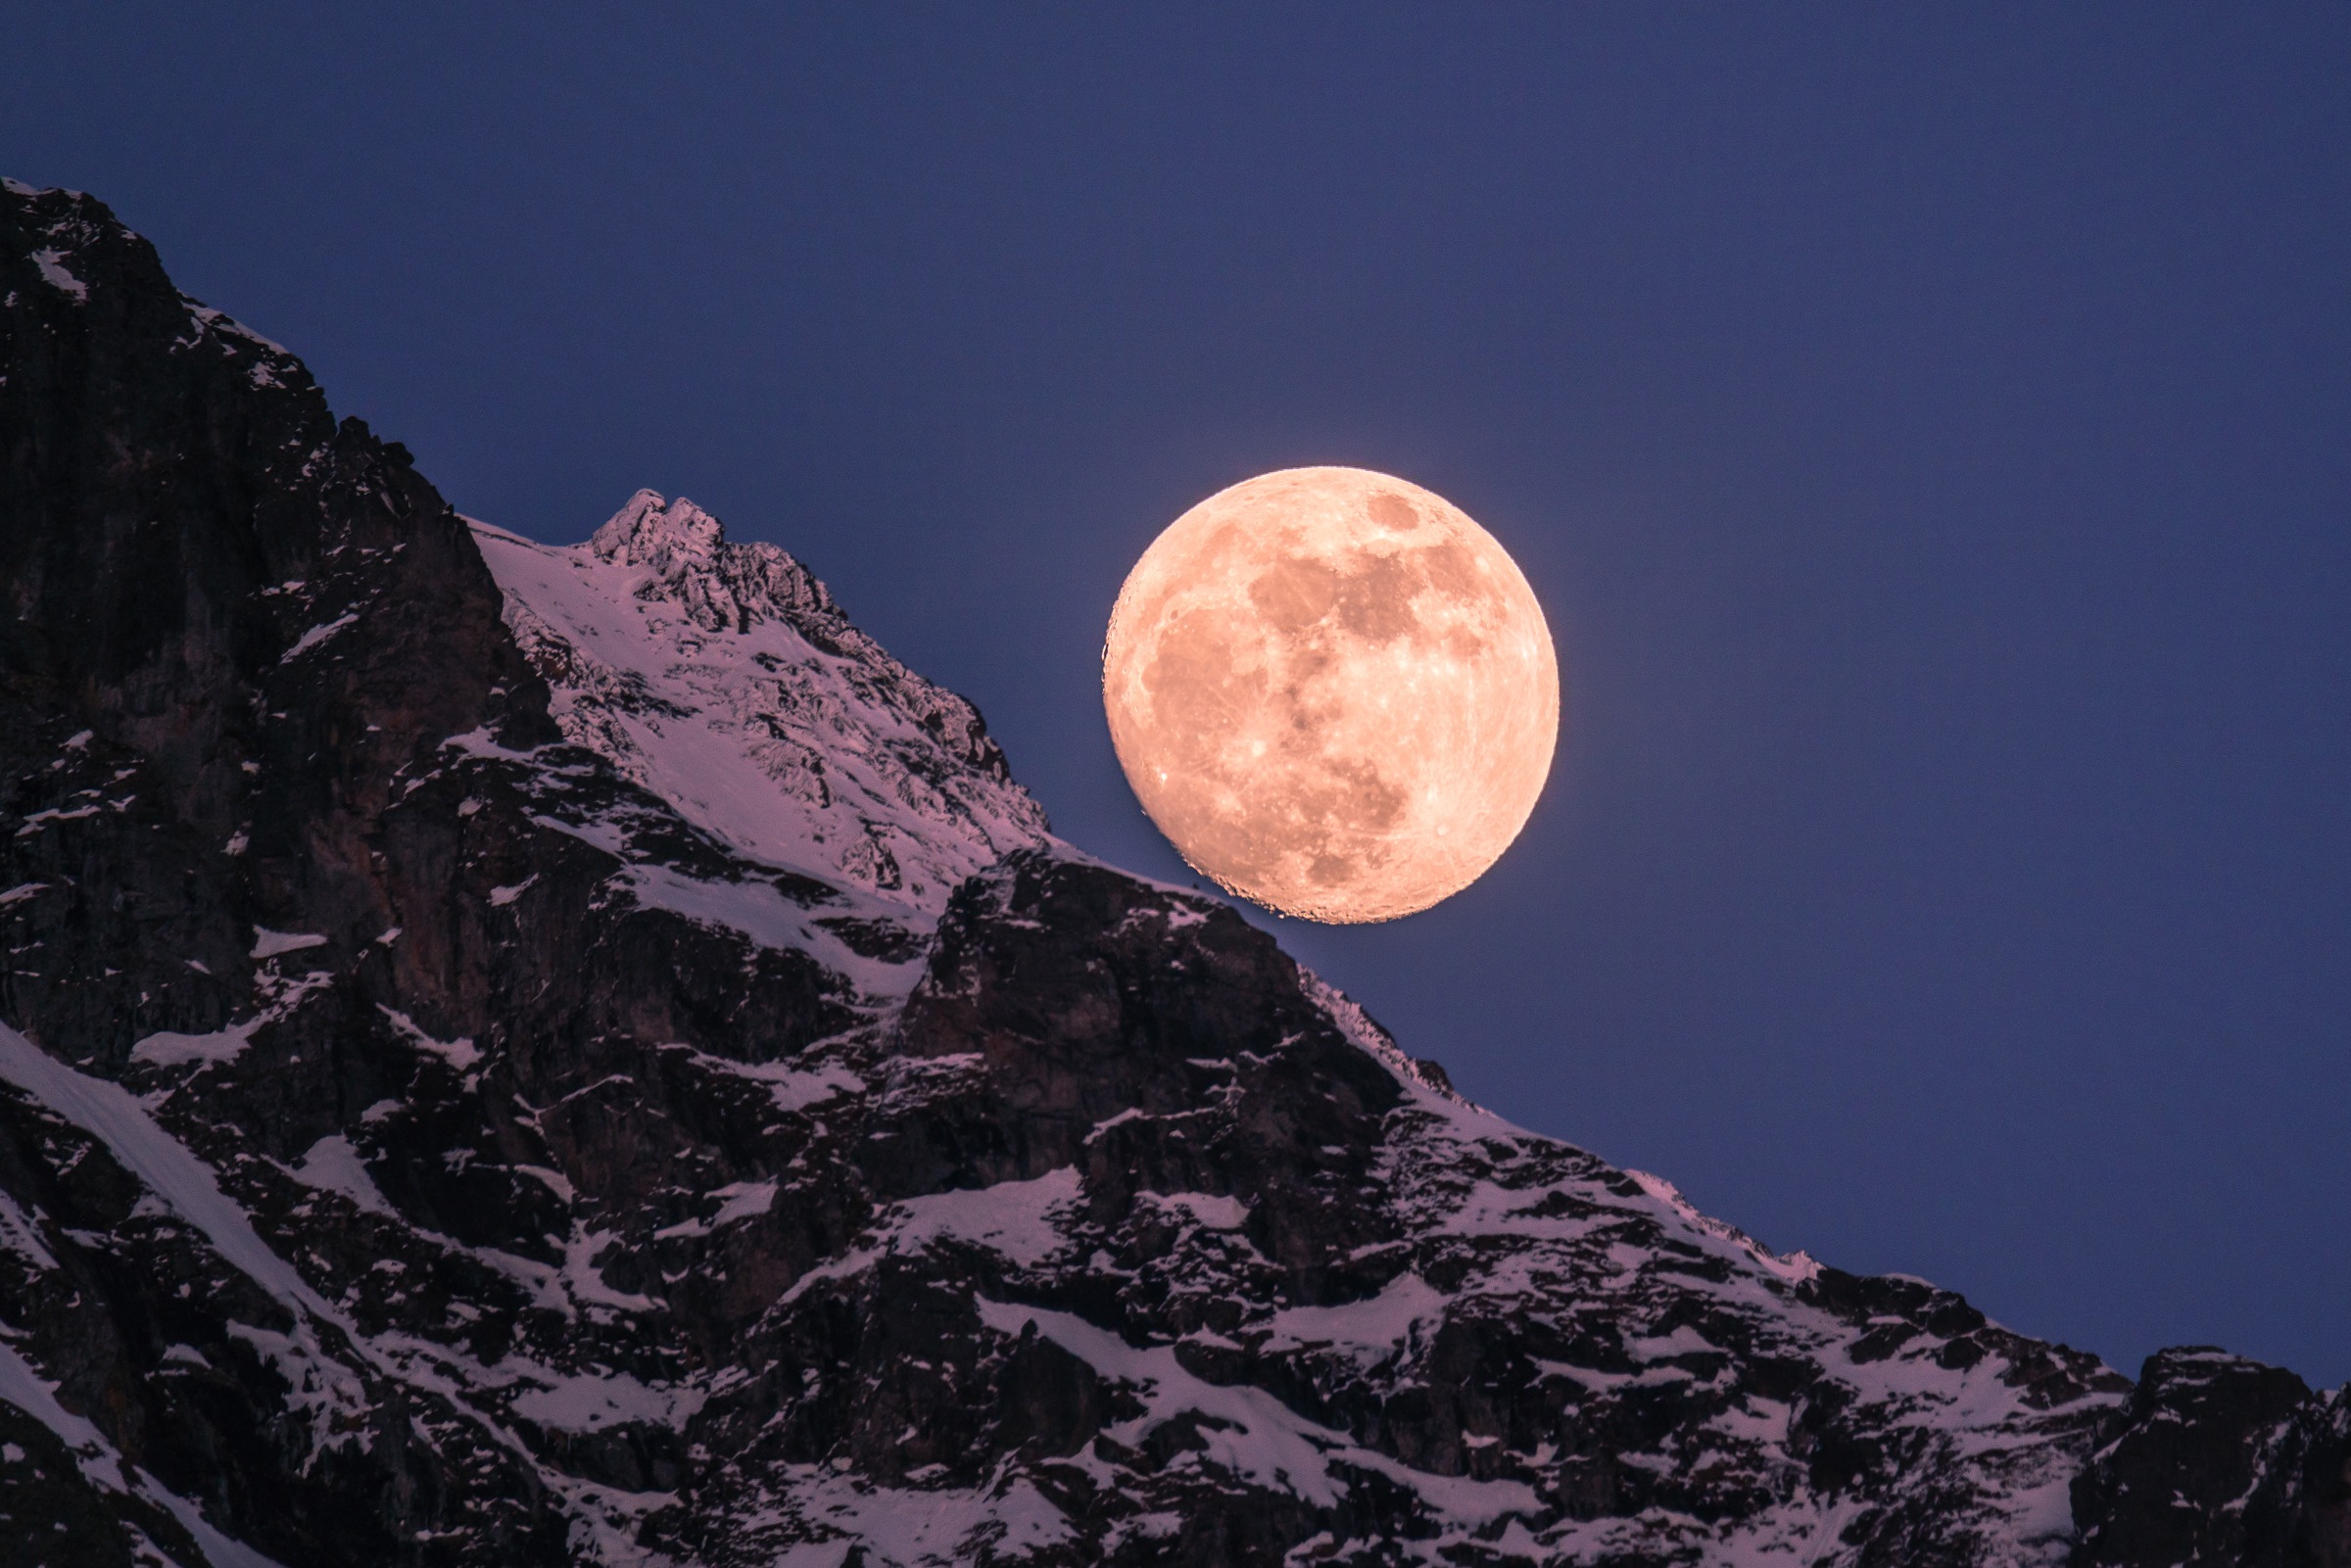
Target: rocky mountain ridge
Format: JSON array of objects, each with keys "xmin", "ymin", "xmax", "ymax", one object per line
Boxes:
[
  {"xmin": 0, "ymin": 177, "xmax": 2343, "ymax": 1567},
  {"xmin": 478, "ymin": 491, "xmax": 1048, "ymax": 912}
]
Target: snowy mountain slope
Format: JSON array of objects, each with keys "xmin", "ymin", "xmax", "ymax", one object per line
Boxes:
[
  {"xmin": 473, "ymin": 494, "xmax": 1047, "ymax": 913},
  {"xmin": 0, "ymin": 177, "xmax": 2343, "ymax": 1568}
]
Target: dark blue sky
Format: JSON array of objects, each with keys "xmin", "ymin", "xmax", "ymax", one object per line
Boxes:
[{"xmin": 9, "ymin": 5, "xmax": 2347, "ymax": 1385}]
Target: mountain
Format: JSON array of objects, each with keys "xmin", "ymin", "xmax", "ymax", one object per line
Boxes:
[
  {"xmin": 473, "ymin": 493, "xmax": 1047, "ymax": 910},
  {"xmin": 0, "ymin": 177, "xmax": 2342, "ymax": 1568}
]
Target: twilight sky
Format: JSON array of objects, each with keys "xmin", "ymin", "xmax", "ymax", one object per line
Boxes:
[{"xmin": 8, "ymin": 4, "xmax": 2346, "ymax": 1386}]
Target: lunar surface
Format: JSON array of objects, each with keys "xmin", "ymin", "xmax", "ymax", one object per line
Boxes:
[{"xmin": 1103, "ymin": 466, "xmax": 1559, "ymax": 923}]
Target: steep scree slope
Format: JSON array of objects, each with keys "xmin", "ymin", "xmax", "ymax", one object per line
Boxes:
[{"xmin": 0, "ymin": 179, "xmax": 2342, "ymax": 1568}]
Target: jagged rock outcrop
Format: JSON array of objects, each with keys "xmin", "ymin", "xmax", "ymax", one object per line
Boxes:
[
  {"xmin": 2069, "ymin": 1350, "xmax": 2351, "ymax": 1568},
  {"xmin": 0, "ymin": 176, "xmax": 2338, "ymax": 1567}
]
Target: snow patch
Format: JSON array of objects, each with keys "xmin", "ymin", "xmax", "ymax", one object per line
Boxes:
[
  {"xmin": 610, "ymin": 861, "xmax": 923, "ymax": 1000},
  {"xmin": 281, "ymin": 613, "xmax": 359, "ymax": 660},
  {"xmin": 131, "ymin": 1022, "xmax": 256, "ymax": 1069},
  {"xmin": 251, "ymin": 927, "xmax": 328, "ymax": 960},
  {"xmin": 889, "ymin": 1168, "xmax": 1080, "ymax": 1268},
  {"xmin": 30, "ymin": 249, "xmax": 87, "ymax": 301},
  {"xmin": 0, "ymin": 1187, "xmax": 58, "ymax": 1271},
  {"xmin": 1264, "ymin": 1272, "xmax": 1447, "ymax": 1366},
  {"xmin": 186, "ymin": 306, "xmax": 291, "ymax": 357},
  {"xmin": 291, "ymin": 1135, "xmax": 395, "ymax": 1217},
  {"xmin": 767, "ymin": 1066, "xmax": 864, "ymax": 1114},
  {"xmin": 711, "ymin": 1179, "xmax": 776, "ymax": 1224},
  {"xmin": 510, "ymin": 1370, "xmax": 704, "ymax": 1435},
  {"xmin": 377, "ymin": 1006, "xmax": 481, "ymax": 1070},
  {"xmin": 782, "ymin": 1471, "xmax": 1074, "ymax": 1568},
  {"xmin": 663, "ymin": 1045, "xmax": 866, "ymax": 1114},
  {"xmin": 1149, "ymin": 1190, "xmax": 1250, "ymax": 1230}
]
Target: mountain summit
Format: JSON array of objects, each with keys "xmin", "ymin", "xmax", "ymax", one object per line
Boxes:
[
  {"xmin": 482, "ymin": 491, "xmax": 1047, "ymax": 910},
  {"xmin": 0, "ymin": 179, "xmax": 2342, "ymax": 1567}
]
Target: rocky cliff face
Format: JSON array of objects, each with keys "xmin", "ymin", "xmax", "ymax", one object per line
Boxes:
[
  {"xmin": 2070, "ymin": 1351, "xmax": 2350, "ymax": 1568},
  {"xmin": 0, "ymin": 177, "xmax": 2340, "ymax": 1568}
]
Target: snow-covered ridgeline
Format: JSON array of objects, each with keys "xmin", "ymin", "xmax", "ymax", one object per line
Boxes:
[{"xmin": 471, "ymin": 494, "xmax": 1048, "ymax": 914}]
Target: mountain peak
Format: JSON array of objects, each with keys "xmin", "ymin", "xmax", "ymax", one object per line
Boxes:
[
  {"xmin": 591, "ymin": 487, "xmax": 722, "ymax": 566},
  {"xmin": 586, "ymin": 488, "xmax": 839, "ymax": 638},
  {"xmin": 477, "ymin": 495, "xmax": 1049, "ymax": 911}
]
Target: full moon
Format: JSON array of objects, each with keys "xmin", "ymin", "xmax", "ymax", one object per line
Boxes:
[{"xmin": 1102, "ymin": 466, "xmax": 1559, "ymax": 924}]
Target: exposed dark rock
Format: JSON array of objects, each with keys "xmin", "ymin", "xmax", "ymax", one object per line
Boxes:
[{"xmin": 2071, "ymin": 1349, "xmax": 2351, "ymax": 1568}]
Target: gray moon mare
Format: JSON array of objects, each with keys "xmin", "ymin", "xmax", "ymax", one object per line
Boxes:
[{"xmin": 1102, "ymin": 466, "xmax": 1559, "ymax": 924}]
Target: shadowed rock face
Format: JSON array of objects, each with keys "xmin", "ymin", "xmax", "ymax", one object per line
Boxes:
[
  {"xmin": 0, "ymin": 178, "xmax": 2337, "ymax": 1567},
  {"xmin": 2069, "ymin": 1351, "xmax": 2351, "ymax": 1568}
]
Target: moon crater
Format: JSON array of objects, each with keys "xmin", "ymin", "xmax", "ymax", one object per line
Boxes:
[{"xmin": 1103, "ymin": 466, "xmax": 1559, "ymax": 924}]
